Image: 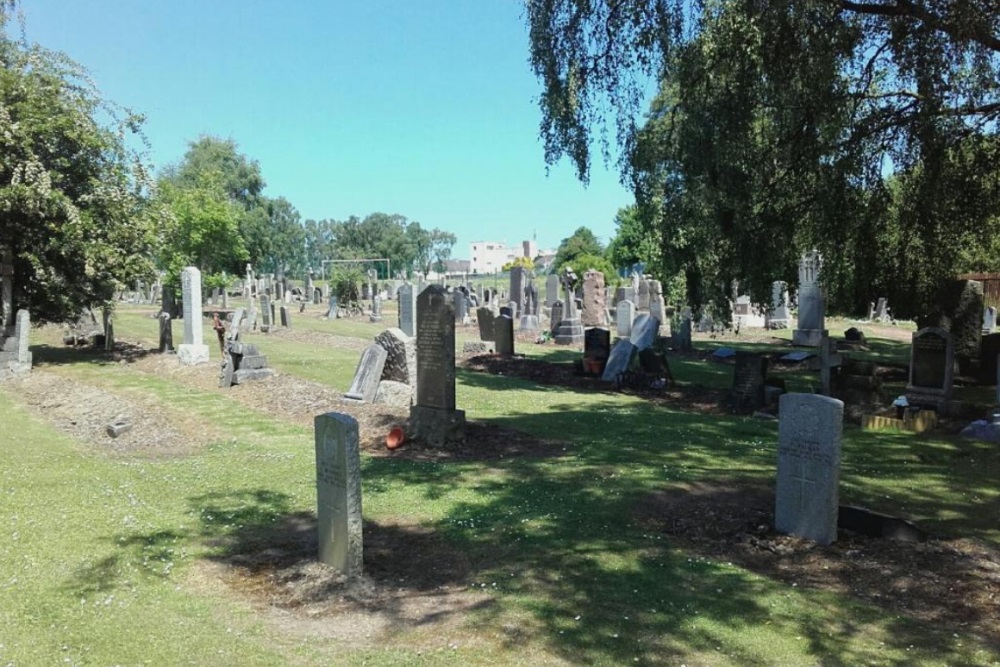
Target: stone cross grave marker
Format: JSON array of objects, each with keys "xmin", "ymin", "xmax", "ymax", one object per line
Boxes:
[
  {"xmin": 178, "ymin": 266, "xmax": 209, "ymax": 365},
  {"xmin": 775, "ymin": 393, "xmax": 843, "ymax": 544},
  {"xmin": 807, "ymin": 334, "xmax": 843, "ymax": 396},
  {"xmin": 315, "ymin": 412, "xmax": 363, "ymax": 577}
]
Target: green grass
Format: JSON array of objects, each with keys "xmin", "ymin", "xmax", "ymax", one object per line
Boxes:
[{"xmin": 2, "ymin": 312, "xmax": 999, "ymax": 665}]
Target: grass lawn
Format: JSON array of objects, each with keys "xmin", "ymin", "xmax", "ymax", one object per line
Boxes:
[{"xmin": 1, "ymin": 306, "xmax": 998, "ymax": 666}]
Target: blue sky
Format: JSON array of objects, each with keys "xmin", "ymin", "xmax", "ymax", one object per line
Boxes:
[{"xmin": 19, "ymin": 0, "xmax": 635, "ymax": 258}]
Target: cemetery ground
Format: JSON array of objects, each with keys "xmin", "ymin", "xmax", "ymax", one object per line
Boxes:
[{"xmin": 1, "ymin": 304, "xmax": 999, "ymax": 666}]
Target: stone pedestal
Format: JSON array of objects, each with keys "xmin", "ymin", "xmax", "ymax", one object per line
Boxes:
[
  {"xmin": 554, "ymin": 317, "xmax": 584, "ymax": 345},
  {"xmin": 177, "ymin": 343, "xmax": 210, "ymax": 365},
  {"xmin": 409, "ymin": 405, "xmax": 466, "ymax": 446}
]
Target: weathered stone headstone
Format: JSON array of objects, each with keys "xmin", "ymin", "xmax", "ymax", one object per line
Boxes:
[
  {"xmin": 280, "ymin": 305, "xmax": 291, "ymax": 328},
  {"xmin": 510, "ymin": 267, "xmax": 527, "ymax": 318},
  {"xmin": 581, "ymin": 270, "xmax": 607, "ymax": 327},
  {"xmin": 246, "ymin": 297, "xmax": 258, "ymax": 331},
  {"xmin": 874, "ymin": 297, "xmax": 889, "ymax": 323},
  {"xmin": 636, "ymin": 279, "xmax": 650, "ymax": 310},
  {"xmin": 495, "ymin": 314, "xmax": 515, "ymax": 356},
  {"xmin": 178, "ymin": 266, "xmax": 210, "ymax": 365},
  {"xmin": 732, "ymin": 352, "xmax": 768, "ymax": 414},
  {"xmin": 374, "ymin": 328, "xmax": 416, "ymax": 391},
  {"xmin": 0, "ymin": 309, "xmax": 32, "ymax": 377},
  {"xmin": 343, "ymin": 344, "xmax": 389, "ymax": 404},
  {"xmin": 984, "ymin": 307, "xmax": 997, "ymax": 335},
  {"xmin": 260, "ymin": 295, "xmax": 272, "ymax": 332},
  {"xmin": 906, "ymin": 327, "xmax": 954, "ymax": 408},
  {"xmin": 672, "ymin": 308, "xmax": 693, "ymax": 351},
  {"xmin": 325, "ymin": 294, "xmax": 339, "ymax": 320},
  {"xmin": 477, "ymin": 307, "xmax": 496, "ymax": 341},
  {"xmin": 767, "ymin": 281, "xmax": 791, "ymax": 329},
  {"xmin": 549, "ymin": 301, "xmax": 564, "ymax": 337},
  {"xmin": 371, "ymin": 295, "xmax": 383, "ymax": 322},
  {"xmin": 601, "ymin": 339, "xmax": 638, "ymax": 381},
  {"xmin": 630, "ymin": 314, "xmax": 660, "ymax": 350},
  {"xmin": 398, "ymin": 284, "xmax": 417, "ymax": 337},
  {"xmin": 775, "ymin": 393, "xmax": 843, "ymax": 544},
  {"xmin": 410, "ymin": 285, "xmax": 466, "ymax": 444},
  {"xmin": 315, "ymin": 412, "xmax": 363, "ymax": 577},
  {"xmin": 616, "ymin": 300, "xmax": 636, "ymax": 338},
  {"xmin": 452, "ymin": 292, "xmax": 468, "ymax": 323},
  {"xmin": 648, "ymin": 280, "xmax": 665, "ymax": 326},
  {"xmin": 158, "ymin": 312, "xmax": 174, "ymax": 352},
  {"xmin": 792, "ymin": 251, "xmax": 828, "ymax": 347},
  {"xmin": 545, "ymin": 274, "xmax": 559, "ymax": 308},
  {"xmin": 1, "ymin": 247, "xmax": 14, "ymax": 335}
]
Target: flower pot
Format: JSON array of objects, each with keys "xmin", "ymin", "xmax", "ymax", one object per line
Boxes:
[{"xmin": 386, "ymin": 426, "xmax": 406, "ymax": 450}]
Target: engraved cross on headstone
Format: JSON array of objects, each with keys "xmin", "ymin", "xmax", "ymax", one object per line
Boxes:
[{"xmin": 791, "ymin": 458, "xmax": 817, "ymax": 513}]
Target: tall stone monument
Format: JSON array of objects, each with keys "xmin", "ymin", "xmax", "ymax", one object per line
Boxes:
[
  {"xmin": 510, "ymin": 266, "xmax": 528, "ymax": 318},
  {"xmin": 177, "ymin": 266, "xmax": 209, "ymax": 365},
  {"xmin": 792, "ymin": 251, "xmax": 827, "ymax": 347},
  {"xmin": 581, "ymin": 269, "xmax": 607, "ymax": 327},
  {"xmin": 767, "ymin": 281, "xmax": 791, "ymax": 329},
  {"xmin": 398, "ymin": 283, "xmax": 417, "ymax": 337},
  {"xmin": 775, "ymin": 393, "xmax": 843, "ymax": 544},
  {"xmin": 315, "ymin": 412, "xmax": 363, "ymax": 578},
  {"xmin": 410, "ymin": 285, "xmax": 466, "ymax": 444},
  {"xmin": 553, "ymin": 268, "xmax": 585, "ymax": 345}
]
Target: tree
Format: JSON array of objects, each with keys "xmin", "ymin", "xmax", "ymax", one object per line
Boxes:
[
  {"xmin": 0, "ymin": 7, "xmax": 157, "ymax": 324},
  {"xmin": 559, "ymin": 253, "xmax": 617, "ymax": 289},
  {"xmin": 605, "ymin": 205, "xmax": 660, "ymax": 272},
  {"xmin": 552, "ymin": 226, "xmax": 603, "ymax": 274},
  {"xmin": 406, "ymin": 222, "xmax": 433, "ymax": 276},
  {"xmin": 502, "ymin": 256, "xmax": 535, "ymax": 272},
  {"xmin": 526, "ymin": 0, "xmax": 1000, "ymax": 317},
  {"xmin": 430, "ymin": 229, "xmax": 457, "ymax": 273}
]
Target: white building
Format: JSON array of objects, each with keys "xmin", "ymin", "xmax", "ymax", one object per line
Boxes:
[{"xmin": 469, "ymin": 241, "xmax": 519, "ymax": 275}]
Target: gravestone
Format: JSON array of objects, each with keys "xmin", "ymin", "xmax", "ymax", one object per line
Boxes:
[
  {"xmin": 520, "ymin": 282, "xmax": 540, "ymax": 331},
  {"xmin": 616, "ymin": 300, "xmax": 636, "ymax": 338},
  {"xmin": 549, "ymin": 301, "xmax": 564, "ymax": 337},
  {"xmin": 775, "ymin": 393, "xmax": 843, "ymax": 544},
  {"xmin": 672, "ymin": 308, "xmax": 693, "ymax": 351},
  {"xmin": 732, "ymin": 352, "xmax": 769, "ymax": 414},
  {"xmin": 452, "ymin": 291, "xmax": 468, "ymax": 323},
  {"xmin": 630, "ymin": 314, "xmax": 660, "ymax": 350},
  {"xmin": 325, "ymin": 294, "xmax": 339, "ymax": 320},
  {"xmin": 1, "ymin": 247, "xmax": 14, "ymax": 335},
  {"xmin": 500, "ymin": 305, "xmax": 513, "ymax": 318},
  {"xmin": 648, "ymin": 280, "xmax": 665, "ymax": 327},
  {"xmin": 766, "ymin": 281, "xmax": 791, "ymax": 329},
  {"xmin": 584, "ymin": 327, "xmax": 611, "ymax": 365},
  {"xmin": 280, "ymin": 305, "xmax": 291, "ymax": 328},
  {"xmin": 314, "ymin": 412, "xmax": 363, "ymax": 578},
  {"xmin": 545, "ymin": 274, "xmax": 559, "ymax": 307},
  {"xmin": 260, "ymin": 295, "xmax": 272, "ymax": 332},
  {"xmin": 874, "ymin": 297, "xmax": 890, "ymax": 323},
  {"xmin": 732, "ymin": 295, "xmax": 766, "ymax": 329},
  {"xmin": 636, "ymin": 279, "xmax": 650, "ymax": 310},
  {"xmin": 553, "ymin": 268, "xmax": 584, "ymax": 345},
  {"xmin": 410, "ymin": 285, "xmax": 466, "ymax": 444},
  {"xmin": 601, "ymin": 339, "xmax": 638, "ymax": 381},
  {"xmin": 177, "ymin": 266, "xmax": 210, "ymax": 365},
  {"xmin": 792, "ymin": 251, "xmax": 828, "ymax": 347},
  {"xmin": 477, "ymin": 307, "xmax": 496, "ymax": 341},
  {"xmin": 495, "ymin": 314, "xmax": 514, "ymax": 356},
  {"xmin": 510, "ymin": 267, "xmax": 527, "ymax": 318},
  {"xmin": 985, "ymin": 306, "xmax": 998, "ymax": 335},
  {"xmin": 581, "ymin": 270, "xmax": 607, "ymax": 327},
  {"xmin": 158, "ymin": 312, "xmax": 174, "ymax": 352},
  {"xmin": 398, "ymin": 284, "xmax": 416, "ymax": 337},
  {"xmin": 246, "ymin": 297, "xmax": 258, "ymax": 331},
  {"xmin": 343, "ymin": 344, "xmax": 389, "ymax": 404},
  {"xmin": 906, "ymin": 327, "xmax": 955, "ymax": 409},
  {"xmin": 1, "ymin": 309, "xmax": 32, "ymax": 377},
  {"xmin": 371, "ymin": 295, "xmax": 383, "ymax": 322},
  {"xmin": 374, "ymin": 328, "xmax": 416, "ymax": 391}
]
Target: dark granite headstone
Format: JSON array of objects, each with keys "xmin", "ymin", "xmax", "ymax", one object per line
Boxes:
[
  {"xmin": 733, "ymin": 352, "xmax": 769, "ymax": 414},
  {"xmin": 495, "ymin": 314, "xmax": 514, "ymax": 356}
]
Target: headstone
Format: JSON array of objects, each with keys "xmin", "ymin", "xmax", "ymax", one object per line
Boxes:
[
  {"xmin": 102, "ymin": 307, "xmax": 114, "ymax": 352},
  {"xmin": 177, "ymin": 267, "xmax": 210, "ymax": 365},
  {"xmin": 280, "ymin": 305, "xmax": 291, "ymax": 328},
  {"xmin": 792, "ymin": 251, "xmax": 828, "ymax": 347},
  {"xmin": 452, "ymin": 292, "xmax": 468, "ymax": 323},
  {"xmin": 158, "ymin": 312, "xmax": 173, "ymax": 352},
  {"xmin": 584, "ymin": 327, "xmax": 611, "ymax": 363},
  {"xmin": 648, "ymin": 280, "xmax": 665, "ymax": 325},
  {"xmin": 732, "ymin": 352, "xmax": 769, "ymax": 414},
  {"xmin": 314, "ymin": 412, "xmax": 363, "ymax": 578},
  {"xmin": 371, "ymin": 295, "xmax": 383, "ymax": 322},
  {"xmin": 510, "ymin": 267, "xmax": 527, "ymax": 318},
  {"xmin": 581, "ymin": 270, "xmax": 607, "ymax": 327},
  {"xmin": 410, "ymin": 285, "xmax": 466, "ymax": 444},
  {"xmin": 553, "ymin": 268, "xmax": 584, "ymax": 345},
  {"xmin": 398, "ymin": 284, "xmax": 416, "ymax": 337},
  {"xmin": 545, "ymin": 274, "xmax": 559, "ymax": 307},
  {"xmin": 906, "ymin": 327, "xmax": 955, "ymax": 408},
  {"xmin": 260, "ymin": 295, "xmax": 272, "ymax": 332},
  {"xmin": 343, "ymin": 344, "xmax": 389, "ymax": 404},
  {"xmin": 246, "ymin": 297, "xmax": 258, "ymax": 331},
  {"xmin": 1, "ymin": 309, "xmax": 32, "ymax": 376},
  {"xmin": 616, "ymin": 300, "xmax": 636, "ymax": 338},
  {"xmin": 630, "ymin": 314, "xmax": 660, "ymax": 350},
  {"xmin": 549, "ymin": 301, "xmax": 564, "ymax": 337},
  {"xmin": 325, "ymin": 294, "xmax": 339, "ymax": 320},
  {"xmin": 1, "ymin": 247, "xmax": 14, "ymax": 335},
  {"xmin": 636, "ymin": 279, "xmax": 650, "ymax": 310},
  {"xmin": 775, "ymin": 393, "xmax": 843, "ymax": 544},
  {"xmin": 984, "ymin": 306, "xmax": 997, "ymax": 335},
  {"xmin": 672, "ymin": 308, "xmax": 693, "ymax": 351},
  {"xmin": 766, "ymin": 281, "xmax": 791, "ymax": 329},
  {"xmin": 601, "ymin": 339, "xmax": 638, "ymax": 381},
  {"xmin": 874, "ymin": 297, "xmax": 890, "ymax": 323},
  {"xmin": 732, "ymin": 295, "xmax": 766, "ymax": 329},
  {"xmin": 495, "ymin": 314, "xmax": 515, "ymax": 356},
  {"xmin": 477, "ymin": 307, "xmax": 496, "ymax": 341},
  {"xmin": 374, "ymin": 328, "xmax": 416, "ymax": 391}
]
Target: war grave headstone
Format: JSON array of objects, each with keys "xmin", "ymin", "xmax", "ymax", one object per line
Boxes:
[
  {"xmin": 766, "ymin": 281, "xmax": 791, "ymax": 329},
  {"xmin": 581, "ymin": 270, "xmax": 607, "ymax": 327},
  {"xmin": 177, "ymin": 266, "xmax": 210, "ymax": 365},
  {"xmin": 616, "ymin": 300, "xmax": 636, "ymax": 338},
  {"xmin": 315, "ymin": 412, "xmax": 363, "ymax": 578},
  {"xmin": 906, "ymin": 327, "xmax": 955, "ymax": 411},
  {"xmin": 792, "ymin": 251, "xmax": 828, "ymax": 347},
  {"xmin": 495, "ymin": 314, "xmax": 515, "ymax": 356},
  {"xmin": 409, "ymin": 285, "xmax": 466, "ymax": 444},
  {"xmin": 545, "ymin": 274, "xmax": 559, "ymax": 308},
  {"xmin": 553, "ymin": 268, "xmax": 584, "ymax": 345},
  {"xmin": 775, "ymin": 393, "xmax": 843, "ymax": 544}
]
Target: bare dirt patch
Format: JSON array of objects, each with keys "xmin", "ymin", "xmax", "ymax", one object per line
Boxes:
[
  {"xmin": 6, "ymin": 368, "xmax": 220, "ymax": 457},
  {"xmin": 634, "ymin": 480, "xmax": 1000, "ymax": 649},
  {"xmin": 192, "ymin": 511, "xmax": 493, "ymax": 646}
]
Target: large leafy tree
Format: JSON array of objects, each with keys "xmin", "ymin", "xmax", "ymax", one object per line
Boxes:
[
  {"xmin": 526, "ymin": 0, "xmax": 1000, "ymax": 317},
  {"xmin": 552, "ymin": 226, "xmax": 604, "ymax": 273},
  {"xmin": 0, "ymin": 6, "xmax": 157, "ymax": 324}
]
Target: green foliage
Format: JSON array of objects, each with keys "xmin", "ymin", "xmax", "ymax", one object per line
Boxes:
[
  {"xmin": 552, "ymin": 226, "xmax": 604, "ymax": 274},
  {"xmin": 430, "ymin": 228, "xmax": 457, "ymax": 273},
  {"xmin": 559, "ymin": 253, "xmax": 617, "ymax": 288},
  {"xmin": 527, "ymin": 0, "xmax": 1000, "ymax": 318},
  {"xmin": 605, "ymin": 205, "xmax": 660, "ymax": 272},
  {"xmin": 329, "ymin": 265, "xmax": 363, "ymax": 305},
  {"xmin": 0, "ymin": 9, "xmax": 157, "ymax": 324}
]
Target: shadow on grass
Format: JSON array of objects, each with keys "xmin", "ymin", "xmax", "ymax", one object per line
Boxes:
[{"xmin": 31, "ymin": 342, "xmax": 157, "ymax": 368}]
